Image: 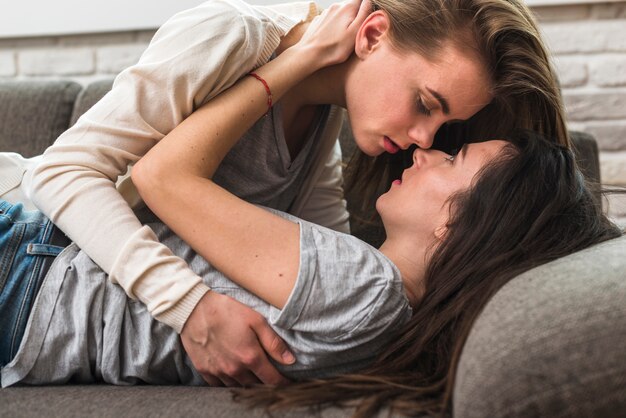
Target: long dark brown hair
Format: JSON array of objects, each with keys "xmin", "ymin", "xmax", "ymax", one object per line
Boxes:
[
  {"xmin": 235, "ymin": 130, "xmax": 623, "ymax": 417},
  {"xmin": 347, "ymin": 0, "xmax": 567, "ymax": 221}
]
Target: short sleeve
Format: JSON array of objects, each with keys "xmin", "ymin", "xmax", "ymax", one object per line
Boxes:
[{"xmin": 268, "ymin": 220, "xmax": 411, "ymax": 343}]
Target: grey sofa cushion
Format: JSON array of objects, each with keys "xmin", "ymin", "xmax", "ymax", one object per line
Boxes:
[
  {"xmin": 0, "ymin": 80, "xmax": 81, "ymax": 157},
  {"xmin": 453, "ymin": 234, "xmax": 626, "ymax": 418},
  {"xmin": 0, "ymin": 386, "xmax": 354, "ymax": 418},
  {"xmin": 69, "ymin": 79, "xmax": 114, "ymax": 126}
]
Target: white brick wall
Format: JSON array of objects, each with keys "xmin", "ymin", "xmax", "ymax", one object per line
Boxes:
[
  {"xmin": 0, "ymin": 1, "xmax": 624, "ymax": 224},
  {"xmin": 535, "ymin": 1, "xmax": 626, "ymax": 225},
  {"xmin": 20, "ymin": 48, "xmax": 95, "ymax": 76},
  {"xmin": 0, "ymin": 51, "xmax": 16, "ymax": 76},
  {"xmin": 0, "ymin": 30, "xmax": 154, "ymax": 84}
]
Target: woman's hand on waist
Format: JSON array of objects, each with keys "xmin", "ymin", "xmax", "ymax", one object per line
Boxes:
[{"xmin": 180, "ymin": 291, "xmax": 295, "ymax": 386}]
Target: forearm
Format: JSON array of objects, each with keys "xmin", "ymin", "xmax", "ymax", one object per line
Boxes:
[
  {"xmin": 29, "ymin": 152, "xmax": 209, "ymax": 331},
  {"xmin": 134, "ymin": 0, "xmax": 369, "ymax": 309},
  {"xmin": 140, "ymin": 174, "xmax": 300, "ymax": 309},
  {"xmin": 133, "ymin": 48, "xmax": 319, "ymax": 308},
  {"xmin": 136, "ymin": 46, "xmax": 320, "ymax": 182}
]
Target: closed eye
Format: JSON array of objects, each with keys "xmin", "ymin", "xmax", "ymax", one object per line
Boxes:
[{"xmin": 417, "ymin": 97, "xmax": 431, "ymax": 116}]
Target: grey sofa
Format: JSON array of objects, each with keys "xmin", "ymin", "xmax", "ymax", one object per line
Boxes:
[{"xmin": 0, "ymin": 80, "xmax": 624, "ymax": 418}]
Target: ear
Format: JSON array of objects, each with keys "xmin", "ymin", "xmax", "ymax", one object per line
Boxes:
[
  {"xmin": 354, "ymin": 11, "xmax": 391, "ymax": 59},
  {"xmin": 434, "ymin": 224, "xmax": 447, "ymax": 241}
]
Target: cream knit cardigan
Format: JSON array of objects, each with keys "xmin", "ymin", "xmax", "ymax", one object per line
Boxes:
[{"xmin": 23, "ymin": 0, "xmax": 349, "ymax": 333}]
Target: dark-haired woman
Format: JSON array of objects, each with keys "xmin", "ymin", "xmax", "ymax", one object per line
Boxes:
[{"xmin": 1, "ymin": 128, "xmax": 622, "ymax": 399}]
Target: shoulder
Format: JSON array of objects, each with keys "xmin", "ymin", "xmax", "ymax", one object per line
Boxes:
[
  {"xmin": 147, "ymin": 0, "xmax": 266, "ymax": 50},
  {"xmin": 140, "ymin": 0, "xmax": 316, "ymax": 75},
  {"xmin": 151, "ymin": 0, "xmax": 315, "ymax": 45},
  {"xmin": 263, "ymin": 208, "xmax": 411, "ymax": 342}
]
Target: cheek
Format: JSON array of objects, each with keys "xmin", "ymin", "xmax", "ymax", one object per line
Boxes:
[{"xmin": 409, "ymin": 174, "xmax": 457, "ymax": 210}]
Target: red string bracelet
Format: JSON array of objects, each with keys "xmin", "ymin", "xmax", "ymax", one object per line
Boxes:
[{"xmin": 248, "ymin": 72, "xmax": 273, "ymax": 113}]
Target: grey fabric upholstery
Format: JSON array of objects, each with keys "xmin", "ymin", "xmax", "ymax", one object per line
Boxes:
[
  {"xmin": 453, "ymin": 235, "xmax": 626, "ymax": 418},
  {"xmin": 70, "ymin": 79, "xmax": 115, "ymax": 126},
  {"xmin": 0, "ymin": 81, "xmax": 81, "ymax": 157},
  {"xmin": 0, "ymin": 386, "xmax": 354, "ymax": 418}
]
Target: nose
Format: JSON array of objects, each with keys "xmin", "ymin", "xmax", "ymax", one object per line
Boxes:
[
  {"xmin": 412, "ymin": 147, "xmax": 425, "ymax": 167},
  {"xmin": 407, "ymin": 121, "xmax": 437, "ymax": 149},
  {"xmin": 412, "ymin": 147, "xmax": 446, "ymax": 167}
]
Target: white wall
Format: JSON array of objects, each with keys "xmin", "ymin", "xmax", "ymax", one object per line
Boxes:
[{"xmin": 0, "ymin": 0, "xmax": 336, "ymax": 38}]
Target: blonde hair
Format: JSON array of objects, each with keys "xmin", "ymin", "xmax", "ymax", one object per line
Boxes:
[{"xmin": 373, "ymin": 0, "xmax": 567, "ymax": 145}]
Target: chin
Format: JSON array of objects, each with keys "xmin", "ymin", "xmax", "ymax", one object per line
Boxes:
[
  {"xmin": 375, "ymin": 193, "xmax": 388, "ymax": 214},
  {"xmin": 360, "ymin": 142, "xmax": 384, "ymax": 157},
  {"xmin": 351, "ymin": 129, "xmax": 382, "ymax": 157}
]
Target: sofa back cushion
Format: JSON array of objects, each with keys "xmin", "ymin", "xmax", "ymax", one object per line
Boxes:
[
  {"xmin": 453, "ymin": 234, "xmax": 626, "ymax": 418},
  {"xmin": 0, "ymin": 80, "xmax": 82, "ymax": 157},
  {"xmin": 70, "ymin": 79, "xmax": 114, "ymax": 126}
]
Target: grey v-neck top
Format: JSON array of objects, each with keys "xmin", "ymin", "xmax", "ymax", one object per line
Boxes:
[
  {"xmin": 213, "ymin": 101, "xmax": 320, "ymax": 212},
  {"xmin": 1, "ymin": 210, "xmax": 412, "ymax": 386}
]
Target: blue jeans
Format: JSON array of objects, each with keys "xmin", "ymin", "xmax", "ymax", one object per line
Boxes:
[{"xmin": 0, "ymin": 200, "xmax": 66, "ymax": 367}]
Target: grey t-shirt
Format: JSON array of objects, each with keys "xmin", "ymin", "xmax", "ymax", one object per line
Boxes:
[{"xmin": 1, "ymin": 210, "xmax": 412, "ymax": 387}]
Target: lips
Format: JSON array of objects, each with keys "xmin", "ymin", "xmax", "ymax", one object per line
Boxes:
[
  {"xmin": 383, "ymin": 136, "xmax": 400, "ymax": 154},
  {"xmin": 392, "ymin": 179, "xmax": 402, "ymax": 186}
]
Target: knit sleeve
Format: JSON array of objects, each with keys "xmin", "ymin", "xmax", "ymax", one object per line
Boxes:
[{"xmin": 28, "ymin": 0, "xmax": 289, "ymax": 332}]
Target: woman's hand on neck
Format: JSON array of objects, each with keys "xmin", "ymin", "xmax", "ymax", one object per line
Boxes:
[
  {"xmin": 276, "ymin": 0, "xmax": 368, "ymax": 110},
  {"xmin": 277, "ymin": 21, "xmax": 352, "ymax": 111}
]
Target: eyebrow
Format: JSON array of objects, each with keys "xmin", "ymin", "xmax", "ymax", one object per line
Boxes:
[{"xmin": 426, "ymin": 87, "xmax": 450, "ymax": 115}]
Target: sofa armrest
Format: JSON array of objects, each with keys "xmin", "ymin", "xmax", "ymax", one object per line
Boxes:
[{"xmin": 453, "ymin": 235, "xmax": 626, "ymax": 418}]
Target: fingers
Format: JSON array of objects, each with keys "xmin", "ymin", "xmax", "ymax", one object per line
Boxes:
[
  {"xmin": 181, "ymin": 293, "xmax": 292, "ymax": 388},
  {"xmin": 246, "ymin": 317, "xmax": 292, "ymax": 385},
  {"xmin": 201, "ymin": 373, "xmax": 224, "ymax": 387},
  {"xmin": 251, "ymin": 355, "xmax": 291, "ymax": 386},
  {"xmin": 199, "ymin": 365, "xmax": 261, "ymax": 387},
  {"xmin": 217, "ymin": 374, "xmax": 239, "ymax": 387},
  {"xmin": 232, "ymin": 371, "xmax": 262, "ymax": 387},
  {"xmin": 350, "ymin": 0, "xmax": 373, "ymax": 30},
  {"xmin": 253, "ymin": 319, "xmax": 295, "ymax": 366},
  {"xmin": 216, "ymin": 363, "xmax": 262, "ymax": 387}
]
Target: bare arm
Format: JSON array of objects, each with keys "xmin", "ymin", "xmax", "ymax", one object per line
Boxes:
[
  {"xmin": 133, "ymin": 0, "xmax": 370, "ymax": 308},
  {"xmin": 134, "ymin": 50, "xmax": 305, "ymax": 308}
]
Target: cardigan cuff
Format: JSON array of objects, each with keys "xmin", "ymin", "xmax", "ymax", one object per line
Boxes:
[{"xmin": 155, "ymin": 283, "xmax": 211, "ymax": 334}]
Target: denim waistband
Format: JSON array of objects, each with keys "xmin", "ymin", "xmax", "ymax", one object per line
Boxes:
[
  {"xmin": 0, "ymin": 199, "xmax": 71, "ymax": 366},
  {"xmin": 0, "ymin": 200, "xmax": 47, "ymax": 225}
]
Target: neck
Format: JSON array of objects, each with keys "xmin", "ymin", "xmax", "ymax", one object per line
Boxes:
[
  {"xmin": 282, "ymin": 57, "xmax": 353, "ymax": 109},
  {"xmin": 378, "ymin": 237, "xmax": 430, "ymax": 308}
]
